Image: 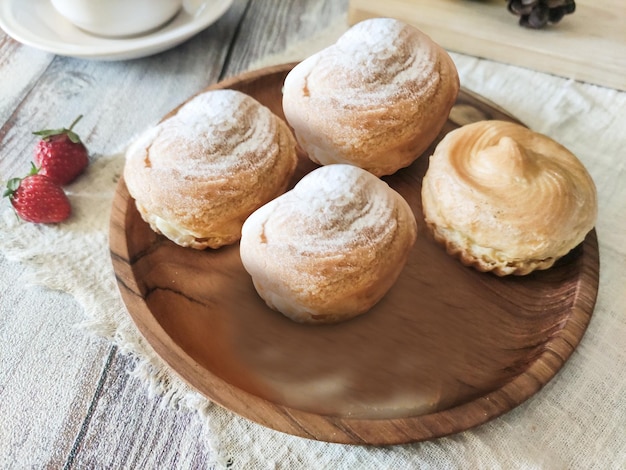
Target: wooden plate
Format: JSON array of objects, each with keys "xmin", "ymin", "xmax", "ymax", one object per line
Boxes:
[{"xmin": 109, "ymin": 63, "xmax": 599, "ymax": 445}]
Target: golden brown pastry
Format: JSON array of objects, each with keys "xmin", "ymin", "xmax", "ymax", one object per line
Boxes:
[
  {"xmin": 421, "ymin": 120, "xmax": 597, "ymax": 276},
  {"xmin": 240, "ymin": 164, "xmax": 418, "ymax": 324},
  {"xmin": 124, "ymin": 89, "xmax": 297, "ymax": 249},
  {"xmin": 282, "ymin": 17, "xmax": 459, "ymax": 177}
]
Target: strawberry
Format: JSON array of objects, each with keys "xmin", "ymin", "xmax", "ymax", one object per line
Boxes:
[
  {"xmin": 33, "ymin": 115, "xmax": 89, "ymax": 185},
  {"xmin": 3, "ymin": 164, "xmax": 71, "ymax": 224}
]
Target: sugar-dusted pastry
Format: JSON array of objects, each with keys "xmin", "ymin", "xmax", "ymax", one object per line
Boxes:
[
  {"xmin": 421, "ymin": 120, "xmax": 597, "ymax": 276},
  {"xmin": 124, "ymin": 89, "xmax": 297, "ymax": 249},
  {"xmin": 282, "ymin": 17, "xmax": 459, "ymax": 177},
  {"xmin": 240, "ymin": 164, "xmax": 418, "ymax": 324}
]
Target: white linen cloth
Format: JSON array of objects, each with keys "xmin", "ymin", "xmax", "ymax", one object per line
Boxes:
[{"xmin": 1, "ymin": 18, "xmax": 625, "ymax": 469}]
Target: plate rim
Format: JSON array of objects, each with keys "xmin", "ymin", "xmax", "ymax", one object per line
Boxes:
[
  {"xmin": 109, "ymin": 62, "xmax": 600, "ymax": 445},
  {"xmin": 0, "ymin": 0, "xmax": 234, "ymax": 60}
]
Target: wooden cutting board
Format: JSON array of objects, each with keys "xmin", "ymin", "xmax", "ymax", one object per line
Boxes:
[{"xmin": 348, "ymin": 0, "xmax": 626, "ymax": 91}]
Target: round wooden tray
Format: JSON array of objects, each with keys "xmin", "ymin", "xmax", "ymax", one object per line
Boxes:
[{"xmin": 109, "ymin": 63, "xmax": 599, "ymax": 445}]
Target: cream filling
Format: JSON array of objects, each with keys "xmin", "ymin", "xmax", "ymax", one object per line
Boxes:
[{"xmin": 152, "ymin": 215, "xmax": 196, "ymax": 247}]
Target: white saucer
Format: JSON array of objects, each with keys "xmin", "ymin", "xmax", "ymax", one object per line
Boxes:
[{"xmin": 0, "ymin": 0, "xmax": 233, "ymax": 60}]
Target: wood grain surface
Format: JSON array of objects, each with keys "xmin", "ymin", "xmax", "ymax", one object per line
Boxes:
[{"xmin": 110, "ymin": 63, "xmax": 600, "ymax": 445}]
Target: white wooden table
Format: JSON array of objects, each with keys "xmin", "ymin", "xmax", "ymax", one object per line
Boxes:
[{"xmin": 1, "ymin": 1, "xmax": 625, "ymax": 468}]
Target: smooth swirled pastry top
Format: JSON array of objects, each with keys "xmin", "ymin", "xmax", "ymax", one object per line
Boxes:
[
  {"xmin": 421, "ymin": 120, "xmax": 597, "ymax": 275},
  {"xmin": 240, "ymin": 164, "xmax": 418, "ymax": 324},
  {"xmin": 282, "ymin": 18, "xmax": 459, "ymax": 177},
  {"xmin": 124, "ymin": 89, "xmax": 297, "ymax": 249}
]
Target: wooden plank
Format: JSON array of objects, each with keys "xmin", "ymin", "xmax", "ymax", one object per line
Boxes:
[
  {"xmin": 65, "ymin": 352, "xmax": 216, "ymax": 468},
  {"xmin": 348, "ymin": 0, "xmax": 626, "ymax": 91},
  {"xmin": 0, "ymin": 36, "xmax": 54, "ymax": 123},
  {"xmin": 224, "ymin": 0, "xmax": 349, "ymax": 76},
  {"xmin": 0, "ymin": 265, "xmax": 111, "ymax": 468}
]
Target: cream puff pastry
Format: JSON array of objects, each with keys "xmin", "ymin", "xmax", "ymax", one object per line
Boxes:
[
  {"xmin": 240, "ymin": 164, "xmax": 418, "ymax": 324},
  {"xmin": 282, "ymin": 17, "xmax": 459, "ymax": 177},
  {"xmin": 124, "ymin": 89, "xmax": 298, "ymax": 249},
  {"xmin": 421, "ymin": 120, "xmax": 597, "ymax": 276}
]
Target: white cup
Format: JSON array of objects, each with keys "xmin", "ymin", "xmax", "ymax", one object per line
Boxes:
[{"xmin": 50, "ymin": 0, "xmax": 184, "ymax": 37}]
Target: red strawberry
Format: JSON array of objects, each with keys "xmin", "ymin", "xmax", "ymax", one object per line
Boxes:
[
  {"xmin": 33, "ymin": 115, "xmax": 89, "ymax": 185},
  {"xmin": 3, "ymin": 164, "xmax": 71, "ymax": 224}
]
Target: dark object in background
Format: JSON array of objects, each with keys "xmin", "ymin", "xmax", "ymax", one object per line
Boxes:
[{"xmin": 507, "ymin": 0, "xmax": 576, "ymax": 28}]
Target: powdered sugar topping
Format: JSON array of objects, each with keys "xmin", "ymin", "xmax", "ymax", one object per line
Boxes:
[
  {"xmin": 255, "ymin": 164, "xmax": 400, "ymax": 254},
  {"xmin": 296, "ymin": 18, "xmax": 440, "ymax": 107},
  {"xmin": 137, "ymin": 89, "xmax": 280, "ymax": 178}
]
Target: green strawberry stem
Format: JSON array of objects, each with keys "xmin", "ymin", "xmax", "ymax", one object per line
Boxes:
[
  {"xmin": 68, "ymin": 114, "xmax": 83, "ymax": 131},
  {"xmin": 3, "ymin": 178, "xmax": 21, "ymax": 198},
  {"xmin": 3, "ymin": 163, "xmax": 39, "ymax": 199},
  {"xmin": 33, "ymin": 115, "xmax": 83, "ymax": 143}
]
